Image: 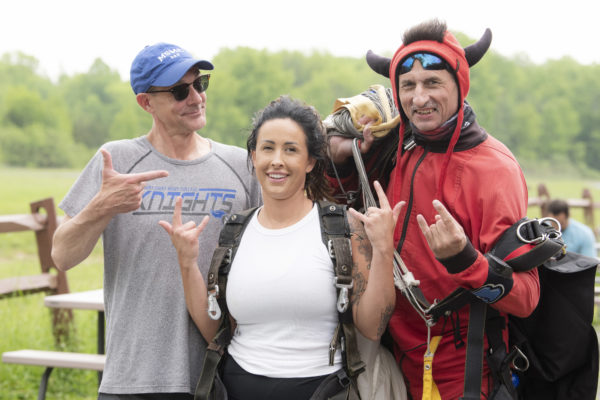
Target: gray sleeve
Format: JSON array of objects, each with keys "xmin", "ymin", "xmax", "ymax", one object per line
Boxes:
[
  {"xmin": 211, "ymin": 141, "xmax": 262, "ymax": 209},
  {"xmin": 59, "ymin": 150, "xmax": 103, "ymax": 218}
]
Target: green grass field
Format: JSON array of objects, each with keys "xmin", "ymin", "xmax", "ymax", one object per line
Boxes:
[
  {"xmin": 1, "ymin": 166, "xmax": 599, "ymax": 399},
  {"xmin": 0, "ymin": 167, "xmax": 103, "ymax": 400}
]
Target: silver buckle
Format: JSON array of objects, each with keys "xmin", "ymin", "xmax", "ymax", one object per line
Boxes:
[
  {"xmin": 207, "ymin": 285, "xmax": 221, "ymax": 320},
  {"xmin": 516, "ymin": 217, "xmax": 562, "ymax": 244},
  {"xmin": 511, "ymin": 346, "xmax": 530, "ymax": 372},
  {"xmin": 335, "ymin": 277, "xmax": 353, "ymax": 313}
]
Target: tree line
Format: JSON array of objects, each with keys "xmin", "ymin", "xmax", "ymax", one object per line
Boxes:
[{"xmin": 1, "ymin": 33, "xmax": 599, "ymax": 175}]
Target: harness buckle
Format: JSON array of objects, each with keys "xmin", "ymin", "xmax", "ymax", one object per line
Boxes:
[
  {"xmin": 516, "ymin": 218, "xmax": 562, "ymax": 245},
  {"xmin": 539, "ymin": 217, "xmax": 563, "ymax": 240},
  {"xmin": 510, "ymin": 345, "xmax": 530, "ymax": 372},
  {"xmin": 207, "ymin": 285, "xmax": 222, "ymax": 320},
  {"xmin": 335, "ymin": 277, "xmax": 353, "ymax": 313}
]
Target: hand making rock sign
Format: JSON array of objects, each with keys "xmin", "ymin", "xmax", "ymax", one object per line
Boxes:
[
  {"xmin": 416, "ymin": 199, "xmax": 468, "ymax": 260},
  {"xmin": 159, "ymin": 197, "xmax": 216, "ymax": 342}
]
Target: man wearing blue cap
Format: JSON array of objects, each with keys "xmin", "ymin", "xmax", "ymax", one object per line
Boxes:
[{"xmin": 52, "ymin": 43, "xmax": 261, "ymax": 399}]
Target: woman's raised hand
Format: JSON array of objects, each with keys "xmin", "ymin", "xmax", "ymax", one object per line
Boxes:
[
  {"xmin": 159, "ymin": 197, "xmax": 210, "ymax": 266},
  {"xmin": 348, "ymin": 181, "xmax": 403, "ymax": 253}
]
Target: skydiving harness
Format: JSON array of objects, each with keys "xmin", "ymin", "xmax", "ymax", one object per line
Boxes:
[
  {"xmin": 194, "ymin": 201, "xmax": 365, "ymax": 400},
  {"xmin": 350, "ymin": 138, "xmax": 566, "ymax": 400}
]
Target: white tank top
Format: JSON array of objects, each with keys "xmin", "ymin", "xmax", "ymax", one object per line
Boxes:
[{"xmin": 226, "ymin": 203, "xmax": 342, "ymax": 377}]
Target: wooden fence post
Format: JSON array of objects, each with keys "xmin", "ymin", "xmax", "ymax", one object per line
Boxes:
[
  {"xmin": 29, "ymin": 198, "xmax": 73, "ymax": 342},
  {"xmin": 538, "ymin": 183, "xmax": 550, "ymax": 217}
]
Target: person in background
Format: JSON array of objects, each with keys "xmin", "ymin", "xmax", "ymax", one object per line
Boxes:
[
  {"xmin": 547, "ymin": 199, "xmax": 597, "ymax": 258},
  {"xmin": 51, "ymin": 42, "xmax": 260, "ymax": 399}
]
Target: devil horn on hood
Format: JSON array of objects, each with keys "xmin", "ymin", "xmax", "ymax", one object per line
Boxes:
[
  {"xmin": 464, "ymin": 28, "xmax": 492, "ymax": 67},
  {"xmin": 366, "ymin": 50, "xmax": 391, "ymax": 78}
]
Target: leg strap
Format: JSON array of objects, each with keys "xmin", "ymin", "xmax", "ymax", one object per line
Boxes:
[{"xmin": 460, "ymin": 300, "xmax": 487, "ymax": 400}]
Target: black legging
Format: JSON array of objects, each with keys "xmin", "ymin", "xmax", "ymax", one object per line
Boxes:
[{"xmin": 222, "ymin": 355, "xmax": 328, "ymax": 400}]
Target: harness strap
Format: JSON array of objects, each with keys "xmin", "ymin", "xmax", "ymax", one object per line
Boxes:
[
  {"xmin": 194, "ymin": 347, "xmax": 223, "ymax": 400},
  {"xmin": 318, "ymin": 201, "xmax": 365, "ymax": 400},
  {"xmin": 342, "ymin": 322, "xmax": 366, "ymax": 377},
  {"xmin": 422, "ymin": 335, "xmax": 443, "ymax": 400},
  {"xmin": 427, "ymin": 288, "xmax": 475, "ymax": 323},
  {"xmin": 460, "ymin": 300, "xmax": 487, "ymax": 400},
  {"xmin": 195, "ymin": 209, "xmax": 257, "ymax": 400},
  {"xmin": 432, "ymin": 219, "xmax": 563, "ymax": 400},
  {"xmin": 427, "ymin": 217, "xmax": 565, "ymax": 324},
  {"xmin": 194, "ymin": 318, "xmax": 234, "ymax": 400},
  {"xmin": 485, "ymin": 308, "xmax": 519, "ymax": 399},
  {"xmin": 489, "ymin": 218, "xmax": 565, "ymax": 272},
  {"xmin": 318, "ymin": 201, "xmax": 366, "ymax": 382},
  {"xmin": 197, "ymin": 202, "xmax": 365, "ymax": 399}
]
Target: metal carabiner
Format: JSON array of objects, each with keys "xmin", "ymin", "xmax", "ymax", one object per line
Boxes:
[
  {"xmin": 335, "ymin": 277, "xmax": 353, "ymax": 313},
  {"xmin": 538, "ymin": 217, "xmax": 562, "ymax": 240},
  {"xmin": 516, "ymin": 219, "xmax": 545, "ymax": 244},
  {"xmin": 510, "ymin": 346, "xmax": 530, "ymax": 372},
  {"xmin": 207, "ymin": 286, "xmax": 221, "ymax": 320},
  {"xmin": 517, "ymin": 217, "xmax": 562, "ymax": 244}
]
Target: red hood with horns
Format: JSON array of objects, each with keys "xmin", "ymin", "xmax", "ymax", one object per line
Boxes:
[{"xmin": 365, "ymin": 28, "xmax": 492, "ymax": 200}]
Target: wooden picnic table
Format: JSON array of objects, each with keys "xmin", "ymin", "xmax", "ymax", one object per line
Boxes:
[
  {"xmin": 44, "ymin": 289, "xmax": 105, "ymax": 354},
  {"xmin": 44, "ymin": 289, "xmax": 105, "ymax": 385}
]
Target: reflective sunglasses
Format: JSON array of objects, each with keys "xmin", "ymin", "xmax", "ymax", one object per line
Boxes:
[
  {"xmin": 399, "ymin": 53, "xmax": 450, "ymax": 74},
  {"xmin": 148, "ymin": 74, "xmax": 210, "ymax": 101}
]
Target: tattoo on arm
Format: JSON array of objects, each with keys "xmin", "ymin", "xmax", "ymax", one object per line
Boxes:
[
  {"xmin": 349, "ymin": 214, "xmax": 373, "ymax": 265},
  {"xmin": 350, "ymin": 267, "xmax": 367, "ymax": 306},
  {"xmin": 377, "ymin": 304, "xmax": 395, "ymax": 338}
]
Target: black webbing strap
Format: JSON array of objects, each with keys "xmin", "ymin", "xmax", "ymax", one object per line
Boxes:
[
  {"xmin": 426, "ymin": 218, "xmax": 563, "ymax": 399},
  {"xmin": 485, "ymin": 308, "xmax": 519, "ymax": 399},
  {"xmin": 426, "ymin": 287, "xmax": 475, "ymax": 323},
  {"xmin": 197, "ymin": 202, "xmax": 365, "ymax": 399},
  {"xmin": 318, "ymin": 201, "xmax": 365, "ymax": 386},
  {"xmin": 194, "ymin": 321, "xmax": 232, "ymax": 400},
  {"xmin": 426, "ymin": 217, "xmax": 565, "ymax": 324},
  {"xmin": 342, "ymin": 322, "xmax": 366, "ymax": 379},
  {"xmin": 195, "ymin": 209, "xmax": 257, "ymax": 400},
  {"xmin": 205, "ymin": 247, "xmax": 228, "ymax": 300},
  {"xmin": 488, "ymin": 218, "xmax": 565, "ymax": 272},
  {"xmin": 195, "ymin": 349, "xmax": 221, "ymax": 400},
  {"xmin": 460, "ymin": 300, "xmax": 487, "ymax": 400}
]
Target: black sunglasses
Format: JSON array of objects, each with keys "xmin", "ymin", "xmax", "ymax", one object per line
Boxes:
[
  {"xmin": 148, "ymin": 74, "xmax": 210, "ymax": 101},
  {"xmin": 399, "ymin": 53, "xmax": 450, "ymax": 75}
]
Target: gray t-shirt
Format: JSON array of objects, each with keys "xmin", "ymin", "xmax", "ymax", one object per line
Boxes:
[{"xmin": 60, "ymin": 136, "xmax": 261, "ymax": 394}]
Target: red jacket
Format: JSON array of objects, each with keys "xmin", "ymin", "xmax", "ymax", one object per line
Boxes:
[{"xmin": 327, "ymin": 122, "xmax": 540, "ymax": 399}]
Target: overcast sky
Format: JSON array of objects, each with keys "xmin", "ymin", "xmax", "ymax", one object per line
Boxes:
[{"xmin": 2, "ymin": 0, "xmax": 597, "ymax": 82}]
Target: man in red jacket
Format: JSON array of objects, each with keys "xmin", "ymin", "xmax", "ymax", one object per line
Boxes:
[{"xmin": 326, "ymin": 19, "xmax": 539, "ymax": 399}]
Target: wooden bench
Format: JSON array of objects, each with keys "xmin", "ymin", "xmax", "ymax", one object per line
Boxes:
[
  {"xmin": 2, "ymin": 350, "xmax": 105, "ymax": 400},
  {"xmin": 0, "ymin": 198, "xmax": 72, "ymax": 338}
]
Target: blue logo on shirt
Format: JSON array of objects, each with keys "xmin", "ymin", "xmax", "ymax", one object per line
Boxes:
[{"xmin": 134, "ymin": 187, "xmax": 236, "ymax": 218}]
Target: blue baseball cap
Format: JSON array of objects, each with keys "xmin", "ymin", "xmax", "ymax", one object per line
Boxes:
[{"xmin": 130, "ymin": 42, "xmax": 214, "ymax": 94}]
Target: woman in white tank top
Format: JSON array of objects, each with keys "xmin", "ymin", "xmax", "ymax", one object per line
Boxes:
[{"xmin": 160, "ymin": 96, "xmax": 403, "ymax": 400}]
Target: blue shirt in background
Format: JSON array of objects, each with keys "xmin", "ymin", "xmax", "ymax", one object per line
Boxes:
[{"xmin": 562, "ymin": 218, "xmax": 597, "ymax": 258}]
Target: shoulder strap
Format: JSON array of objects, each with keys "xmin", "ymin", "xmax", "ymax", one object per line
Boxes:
[
  {"xmin": 206, "ymin": 207, "xmax": 259, "ymax": 320},
  {"xmin": 317, "ymin": 200, "xmax": 353, "ymax": 305},
  {"xmin": 317, "ymin": 200, "xmax": 366, "ymax": 384},
  {"xmin": 449, "ymin": 218, "xmax": 564, "ymax": 400},
  {"xmin": 196, "ymin": 207, "xmax": 258, "ymax": 400}
]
